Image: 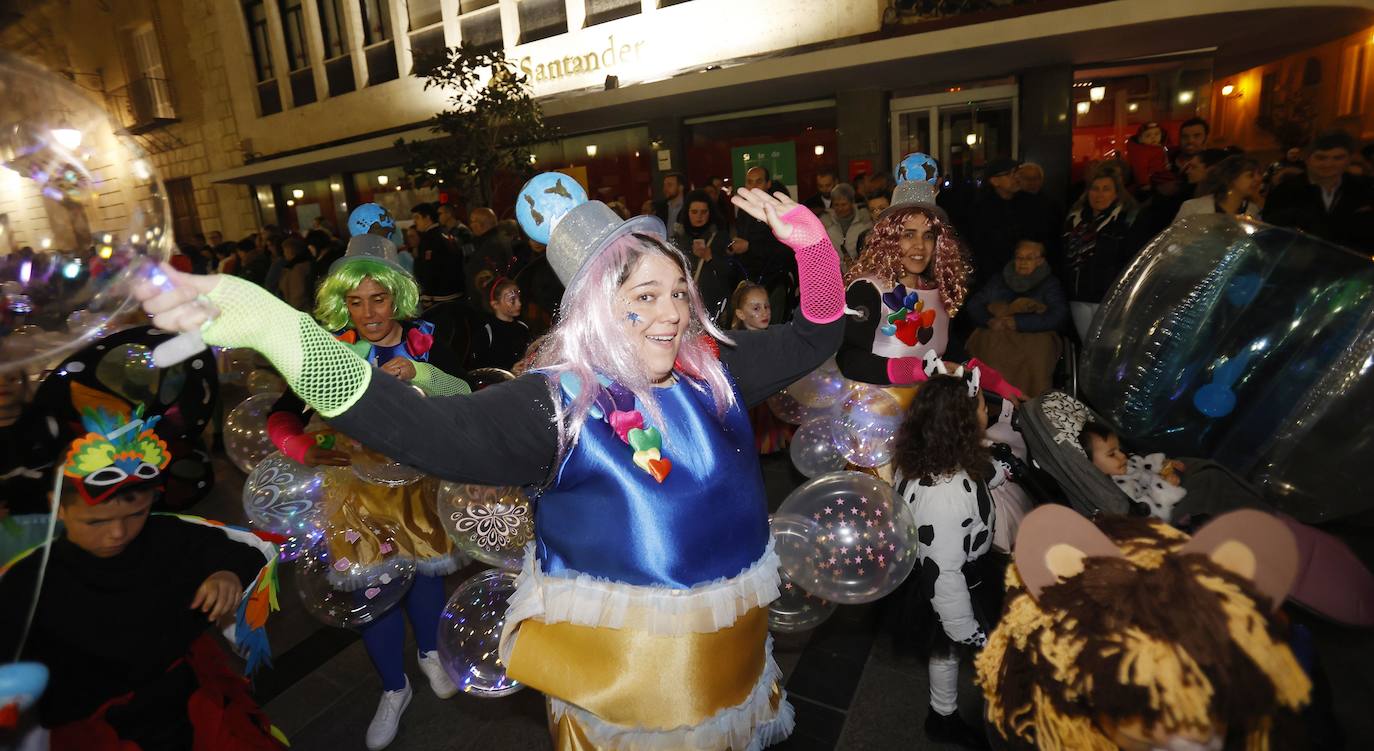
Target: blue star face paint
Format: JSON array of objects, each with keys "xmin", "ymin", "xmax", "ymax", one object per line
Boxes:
[{"xmin": 626, "ymin": 311, "xmax": 642, "ymax": 325}]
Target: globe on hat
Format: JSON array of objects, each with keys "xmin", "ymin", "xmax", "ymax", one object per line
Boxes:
[
  {"xmin": 516, "ymin": 171, "xmax": 667, "ymax": 288},
  {"xmin": 879, "ymin": 152, "xmax": 946, "ymax": 223},
  {"xmin": 515, "ymin": 172, "xmax": 588, "ymax": 245},
  {"xmin": 328, "ymin": 233, "xmax": 410, "ymax": 276},
  {"xmin": 895, "ymin": 152, "xmax": 940, "ymax": 184},
  {"xmin": 348, "ymin": 203, "xmax": 395, "ymax": 237}
]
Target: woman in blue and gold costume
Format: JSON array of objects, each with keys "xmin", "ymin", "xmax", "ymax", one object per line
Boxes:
[{"xmin": 135, "ymin": 178, "xmax": 846, "ymax": 749}]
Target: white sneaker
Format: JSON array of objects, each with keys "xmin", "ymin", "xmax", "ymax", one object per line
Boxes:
[
  {"xmin": 365, "ymin": 678, "xmax": 412, "ymax": 751},
  {"xmin": 417, "ymin": 650, "xmax": 459, "ymax": 699}
]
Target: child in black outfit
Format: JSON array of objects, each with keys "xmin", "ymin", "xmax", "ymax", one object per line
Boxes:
[{"xmin": 466, "ymin": 277, "xmax": 532, "ymax": 371}]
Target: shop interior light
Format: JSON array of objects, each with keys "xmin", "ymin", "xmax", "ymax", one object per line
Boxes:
[
  {"xmin": 291, "ymin": 189, "xmax": 304, "ymax": 199},
  {"xmin": 286, "ymin": 199, "xmax": 295, "ymax": 206},
  {"xmin": 1178, "ymin": 90, "xmax": 1195, "ymax": 104},
  {"xmin": 132, "ymin": 160, "xmax": 152, "ymax": 180},
  {"xmin": 330, "ymin": 183, "xmax": 342, "ymax": 191},
  {"xmin": 40, "ymin": 237, "xmax": 52, "ymax": 249},
  {"xmin": 814, "ymin": 145, "xmax": 825, "ymax": 156},
  {"xmin": 394, "ymin": 185, "xmax": 402, "ymax": 191},
  {"xmin": 529, "ymin": 154, "xmax": 537, "ymax": 164},
  {"xmin": 426, "ymin": 168, "xmax": 437, "ymax": 175},
  {"xmin": 1128, "ymin": 102, "xmax": 1139, "ymax": 112},
  {"xmin": 1089, "ymin": 86, "xmax": 1106, "ymax": 103},
  {"xmin": 586, "ymin": 144, "xmax": 598, "ymax": 157},
  {"xmin": 1221, "ymin": 84, "xmax": 1235, "ymax": 97},
  {"xmin": 1076, "ymin": 101, "xmax": 1091, "ymax": 115},
  {"xmin": 965, "ymin": 133, "xmax": 977, "ymax": 146},
  {"xmin": 377, "ymin": 175, "xmax": 389, "ymax": 185}
]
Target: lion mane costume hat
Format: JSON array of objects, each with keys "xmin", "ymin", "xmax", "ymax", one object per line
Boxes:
[{"xmin": 976, "ymin": 506, "xmax": 1312, "ymax": 750}]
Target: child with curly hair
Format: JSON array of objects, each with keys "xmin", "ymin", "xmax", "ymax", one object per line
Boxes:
[{"xmin": 891, "ymin": 367, "xmax": 1013, "ymax": 749}]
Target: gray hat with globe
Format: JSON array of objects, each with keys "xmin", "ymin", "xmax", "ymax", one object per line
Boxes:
[
  {"xmin": 329, "ymin": 232, "xmax": 410, "ymax": 276},
  {"xmin": 516, "ymin": 171, "xmax": 666, "ymax": 287},
  {"xmin": 879, "ymin": 152, "xmax": 946, "ymax": 223}
]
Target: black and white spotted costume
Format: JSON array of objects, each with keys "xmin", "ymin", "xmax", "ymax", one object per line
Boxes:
[
  {"xmin": 1112, "ymin": 452, "xmax": 1187, "ymax": 522},
  {"xmin": 894, "ymin": 453, "xmax": 1012, "ymax": 718}
]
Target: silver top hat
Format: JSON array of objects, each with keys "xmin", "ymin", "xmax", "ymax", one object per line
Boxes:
[
  {"xmin": 329, "ymin": 233, "xmax": 410, "ymax": 277},
  {"xmin": 877, "ymin": 179, "xmax": 947, "ymax": 223},
  {"xmin": 547, "ymin": 201, "xmax": 666, "ymax": 287}
]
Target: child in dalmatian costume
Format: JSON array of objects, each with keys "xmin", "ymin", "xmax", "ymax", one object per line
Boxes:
[
  {"xmin": 1079, "ymin": 421, "xmax": 1187, "ymax": 522},
  {"xmin": 891, "ymin": 359, "xmax": 1015, "ymax": 749}
]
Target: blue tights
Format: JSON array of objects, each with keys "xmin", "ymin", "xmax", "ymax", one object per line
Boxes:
[{"xmin": 358, "ymin": 573, "xmax": 446, "ymax": 691}]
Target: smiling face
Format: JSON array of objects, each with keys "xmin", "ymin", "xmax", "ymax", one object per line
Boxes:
[
  {"xmin": 619, "ymin": 253, "xmax": 690, "ymax": 383},
  {"xmin": 898, "ymin": 212, "xmax": 937, "ymax": 276},
  {"xmin": 734, "ymin": 287, "xmax": 771, "ymax": 331},
  {"xmin": 346, "ymin": 277, "xmax": 401, "ymax": 344},
  {"xmin": 59, "ymin": 488, "xmax": 156, "ymax": 558},
  {"xmin": 1088, "ymin": 176, "xmax": 1118, "ymax": 213}
]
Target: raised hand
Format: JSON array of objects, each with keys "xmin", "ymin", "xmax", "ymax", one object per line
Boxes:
[
  {"xmin": 730, "ymin": 188, "xmax": 801, "ymax": 242},
  {"xmin": 133, "ymin": 263, "xmax": 221, "ymax": 334}
]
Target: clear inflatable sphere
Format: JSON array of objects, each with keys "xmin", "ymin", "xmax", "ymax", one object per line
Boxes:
[
  {"xmin": 437, "ymin": 569, "xmax": 524, "ymax": 697},
  {"xmin": 435, "ymin": 481, "xmax": 534, "ymax": 570},
  {"xmin": 242, "ymin": 451, "xmax": 327, "ymax": 561},
  {"xmin": 224, "ymin": 392, "xmax": 282, "ymax": 474},
  {"xmin": 774, "ymin": 471, "xmax": 919, "ymax": 604},
  {"xmin": 1081, "ymin": 214, "xmax": 1374, "ymax": 522},
  {"xmin": 0, "ymin": 52, "xmax": 171, "ymax": 374},
  {"xmin": 296, "ymin": 516, "xmax": 416, "ymax": 629}
]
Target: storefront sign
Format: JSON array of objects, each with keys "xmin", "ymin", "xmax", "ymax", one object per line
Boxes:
[
  {"xmin": 731, "ymin": 142, "xmax": 797, "ymax": 189},
  {"xmin": 848, "ymin": 159, "xmax": 874, "ymax": 181},
  {"xmin": 519, "ymin": 35, "xmax": 646, "ymax": 86}
]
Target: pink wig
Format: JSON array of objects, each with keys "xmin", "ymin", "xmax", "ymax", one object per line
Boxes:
[
  {"xmin": 843, "ymin": 206, "xmax": 973, "ymax": 316},
  {"xmin": 531, "ymin": 232, "xmax": 736, "ymax": 462}
]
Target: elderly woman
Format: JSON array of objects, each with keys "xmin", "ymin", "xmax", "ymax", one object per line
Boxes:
[
  {"xmin": 821, "ymin": 182, "xmax": 873, "ymax": 264},
  {"xmin": 138, "ymin": 183, "xmax": 846, "ymax": 750}
]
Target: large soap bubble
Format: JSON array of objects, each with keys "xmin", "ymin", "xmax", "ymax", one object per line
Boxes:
[
  {"xmin": 435, "ymin": 482, "xmax": 533, "ymax": 570},
  {"xmin": 774, "ymin": 471, "xmax": 919, "ymax": 604},
  {"xmin": 224, "ymin": 392, "xmax": 281, "ymax": 474},
  {"xmin": 1081, "ymin": 215, "xmax": 1374, "ymax": 522},
  {"xmin": 437, "ymin": 569, "xmax": 524, "ymax": 697},
  {"xmin": 0, "ymin": 52, "xmax": 171, "ymax": 374},
  {"xmin": 242, "ymin": 451, "xmax": 327, "ymax": 561}
]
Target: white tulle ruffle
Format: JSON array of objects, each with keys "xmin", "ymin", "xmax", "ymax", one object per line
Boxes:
[
  {"xmin": 547, "ymin": 637, "xmax": 794, "ymax": 751},
  {"xmin": 500, "ymin": 540, "xmax": 781, "ymax": 660}
]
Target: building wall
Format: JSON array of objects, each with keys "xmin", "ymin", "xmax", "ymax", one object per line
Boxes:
[
  {"xmin": 218, "ymin": 0, "xmax": 885, "ymax": 160},
  {"xmin": 1210, "ymin": 25, "xmax": 1374, "ymax": 158},
  {"xmin": 0, "ymin": 0, "xmax": 256, "ymax": 255}
]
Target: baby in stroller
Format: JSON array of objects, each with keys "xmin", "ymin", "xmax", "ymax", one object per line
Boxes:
[{"xmin": 1078, "ymin": 421, "xmax": 1188, "ymax": 522}]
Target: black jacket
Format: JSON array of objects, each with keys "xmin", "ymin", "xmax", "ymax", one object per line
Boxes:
[
  {"xmin": 413, "ymin": 225, "xmax": 465, "ymax": 299},
  {"xmin": 1263, "ymin": 173, "xmax": 1374, "ymax": 252},
  {"xmin": 1061, "ymin": 202, "xmax": 1140, "ymax": 303},
  {"xmin": 966, "ymin": 191, "xmax": 1055, "ymax": 285}
]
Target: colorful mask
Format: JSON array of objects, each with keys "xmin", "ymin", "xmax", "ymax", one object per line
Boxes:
[{"xmin": 62, "ymin": 404, "xmax": 171, "ymax": 505}]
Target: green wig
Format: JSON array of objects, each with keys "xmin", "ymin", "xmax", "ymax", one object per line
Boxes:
[{"xmin": 313, "ymin": 258, "xmax": 420, "ymax": 332}]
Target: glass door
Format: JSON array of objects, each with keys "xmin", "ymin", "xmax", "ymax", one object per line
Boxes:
[{"xmin": 891, "ymin": 84, "xmax": 1018, "ymax": 186}]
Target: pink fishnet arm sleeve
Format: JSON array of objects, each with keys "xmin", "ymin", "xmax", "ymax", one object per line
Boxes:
[
  {"xmin": 778, "ymin": 204, "xmax": 844, "ymax": 324},
  {"xmin": 886, "ymin": 357, "xmax": 931, "ymax": 386}
]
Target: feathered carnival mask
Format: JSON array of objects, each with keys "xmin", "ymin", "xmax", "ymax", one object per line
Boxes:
[
  {"xmin": 62, "ymin": 404, "xmax": 171, "ymax": 505},
  {"xmin": 977, "ymin": 506, "xmax": 1311, "ymax": 751}
]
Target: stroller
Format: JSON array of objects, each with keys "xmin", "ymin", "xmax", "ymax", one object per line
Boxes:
[{"xmin": 1019, "ymin": 389, "xmax": 1374, "ymax": 628}]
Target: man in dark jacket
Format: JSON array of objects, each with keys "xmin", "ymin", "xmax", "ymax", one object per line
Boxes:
[
  {"xmin": 966, "ymin": 158, "xmax": 1054, "ymax": 285},
  {"xmin": 728, "ymin": 166, "xmax": 795, "ymax": 322},
  {"xmin": 652, "ymin": 172, "xmax": 687, "ymax": 232},
  {"xmin": 1263, "ymin": 130, "xmax": 1374, "ymax": 252},
  {"xmin": 411, "ymin": 202, "xmax": 465, "ymax": 306}
]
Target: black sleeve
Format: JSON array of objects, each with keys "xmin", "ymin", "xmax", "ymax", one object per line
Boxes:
[
  {"xmin": 425, "ymin": 333, "xmax": 470, "ymax": 383},
  {"xmin": 0, "ymin": 552, "xmax": 39, "ymax": 659},
  {"xmin": 719, "ymin": 314, "xmax": 844, "ymax": 408},
  {"xmin": 835, "ymin": 281, "xmax": 895, "ymax": 385},
  {"xmin": 175, "ymin": 517, "xmax": 270, "ymax": 589},
  {"xmin": 269, "ymin": 389, "xmax": 310, "ymax": 419},
  {"xmin": 328, "ymin": 371, "xmax": 559, "ymax": 486}
]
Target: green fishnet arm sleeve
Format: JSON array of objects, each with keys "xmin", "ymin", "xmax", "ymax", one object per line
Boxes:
[
  {"xmin": 203, "ymin": 276, "xmax": 372, "ymax": 417},
  {"xmin": 411, "ymin": 362, "xmax": 471, "ymax": 396}
]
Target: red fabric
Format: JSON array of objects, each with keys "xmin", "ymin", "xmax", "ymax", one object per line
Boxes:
[
  {"xmin": 169, "ymin": 255, "xmax": 193, "ymax": 274},
  {"xmin": 265, "ymin": 411, "xmax": 311, "ymax": 464},
  {"xmin": 0, "ymin": 702, "xmax": 20, "ymax": 730},
  {"xmin": 964, "ymin": 358, "xmax": 1024, "ymax": 401},
  {"xmin": 1125, "ymin": 141, "xmax": 1169, "ymax": 189},
  {"xmin": 50, "ymin": 635, "xmax": 284, "ymax": 751}
]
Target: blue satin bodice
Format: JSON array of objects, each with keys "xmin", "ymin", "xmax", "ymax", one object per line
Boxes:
[{"xmin": 535, "ymin": 375, "xmax": 769, "ymax": 588}]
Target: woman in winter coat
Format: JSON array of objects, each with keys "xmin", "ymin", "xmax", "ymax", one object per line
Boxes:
[{"xmin": 1061, "ymin": 165, "xmax": 1140, "ymax": 340}]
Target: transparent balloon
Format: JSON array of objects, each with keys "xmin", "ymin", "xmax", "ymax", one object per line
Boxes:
[
  {"xmin": 296, "ymin": 516, "xmax": 415, "ymax": 628},
  {"xmin": 467, "ymin": 367, "xmax": 515, "ymax": 392},
  {"xmin": 768, "ymin": 517, "xmax": 838, "ymax": 633},
  {"xmin": 246, "ymin": 369, "xmax": 285, "ymax": 395},
  {"xmin": 787, "ymin": 360, "xmax": 849, "ymax": 411},
  {"xmin": 216, "ymin": 347, "xmax": 257, "ymax": 386},
  {"xmin": 774, "ymin": 471, "xmax": 919, "ymax": 604},
  {"xmin": 224, "ymin": 392, "xmax": 281, "ymax": 474},
  {"xmin": 342, "ymin": 436, "xmax": 424, "ymax": 487},
  {"xmin": 437, "ymin": 568, "xmax": 524, "ymax": 697},
  {"xmin": 0, "ymin": 52, "xmax": 171, "ymax": 375},
  {"xmin": 1081, "ymin": 215, "xmax": 1374, "ymax": 522},
  {"xmin": 790, "ymin": 417, "xmax": 848, "ymax": 478},
  {"xmin": 828, "ymin": 385, "xmax": 903, "ymax": 468},
  {"xmin": 767, "ymin": 390, "xmax": 810, "ymax": 425},
  {"xmin": 436, "ymin": 482, "xmax": 534, "ymax": 570},
  {"xmin": 242, "ymin": 451, "xmax": 327, "ymax": 562}
]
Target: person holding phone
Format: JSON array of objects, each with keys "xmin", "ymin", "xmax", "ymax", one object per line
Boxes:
[{"xmin": 672, "ymin": 189, "xmax": 738, "ymax": 326}]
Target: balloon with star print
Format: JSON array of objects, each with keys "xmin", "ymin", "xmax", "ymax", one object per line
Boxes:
[
  {"xmin": 774, "ymin": 471, "xmax": 919, "ymax": 604},
  {"xmin": 768, "ymin": 516, "xmax": 839, "ymax": 632}
]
